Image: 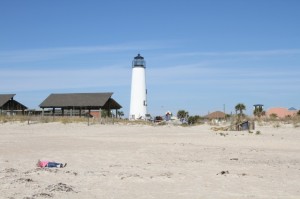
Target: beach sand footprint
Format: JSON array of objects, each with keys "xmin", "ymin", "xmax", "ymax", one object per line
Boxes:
[
  {"xmin": 217, "ymin": 170, "xmax": 229, "ymax": 176},
  {"xmin": 118, "ymin": 172, "xmax": 143, "ymax": 180},
  {"xmin": 32, "ymin": 192, "xmax": 54, "ymax": 198},
  {"xmin": 46, "ymin": 182, "xmax": 77, "ymax": 193}
]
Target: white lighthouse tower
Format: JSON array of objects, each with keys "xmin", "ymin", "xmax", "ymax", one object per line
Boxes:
[{"xmin": 129, "ymin": 54, "xmax": 147, "ymax": 120}]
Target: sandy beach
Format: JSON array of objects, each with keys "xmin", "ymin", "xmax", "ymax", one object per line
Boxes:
[{"xmin": 0, "ymin": 122, "xmax": 299, "ymax": 199}]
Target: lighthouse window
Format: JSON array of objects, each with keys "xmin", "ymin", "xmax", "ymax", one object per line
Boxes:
[{"xmin": 133, "ymin": 60, "xmax": 145, "ymax": 66}]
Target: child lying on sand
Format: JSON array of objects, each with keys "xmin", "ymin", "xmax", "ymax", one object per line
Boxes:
[{"xmin": 37, "ymin": 160, "xmax": 67, "ymax": 168}]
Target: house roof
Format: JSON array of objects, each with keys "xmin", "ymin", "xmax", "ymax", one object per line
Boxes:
[
  {"xmin": 39, "ymin": 92, "xmax": 122, "ymax": 109},
  {"xmin": 266, "ymin": 107, "xmax": 297, "ymax": 118},
  {"xmin": 288, "ymin": 107, "xmax": 297, "ymax": 111},
  {"xmin": 0, "ymin": 94, "xmax": 16, "ymax": 107},
  {"xmin": 205, "ymin": 111, "xmax": 226, "ymax": 119}
]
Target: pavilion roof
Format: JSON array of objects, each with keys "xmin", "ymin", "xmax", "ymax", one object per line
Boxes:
[
  {"xmin": 39, "ymin": 92, "xmax": 122, "ymax": 110},
  {"xmin": 0, "ymin": 94, "xmax": 15, "ymax": 107}
]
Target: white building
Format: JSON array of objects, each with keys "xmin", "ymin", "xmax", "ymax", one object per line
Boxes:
[{"xmin": 129, "ymin": 54, "xmax": 147, "ymax": 120}]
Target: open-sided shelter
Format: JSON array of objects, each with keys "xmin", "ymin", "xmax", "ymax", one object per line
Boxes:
[
  {"xmin": 39, "ymin": 92, "xmax": 122, "ymax": 117},
  {"xmin": 0, "ymin": 94, "xmax": 28, "ymax": 115}
]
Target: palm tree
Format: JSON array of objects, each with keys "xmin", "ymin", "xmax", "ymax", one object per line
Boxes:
[
  {"xmin": 177, "ymin": 110, "xmax": 189, "ymax": 120},
  {"xmin": 235, "ymin": 103, "xmax": 246, "ymax": 121},
  {"xmin": 253, "ymin": 106, "xmax": 265, "ymax": 118},
  {"xmin": 117, "ymin": 111, "xmax": 124, "ymax": 118}
]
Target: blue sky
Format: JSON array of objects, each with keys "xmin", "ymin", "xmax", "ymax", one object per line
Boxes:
[{"xmin": 1, "ymin": 0, "xmax": 299, "ymax": 117}]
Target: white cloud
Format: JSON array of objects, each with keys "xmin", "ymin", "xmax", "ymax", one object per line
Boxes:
[
  {"xmin": 0, "ymin": 66, "xmax": 131, "ymax": 92},
  {"xmin": 0, "ymin": 42, "xmax": 165, "ymax": 63},
  {"xmin": 148, "ymin": 64, "xmax": 300, "ymax": 96},
  {"xmin": 149, "ymin": 63, "xmax": 299, "ymax": 80},
  {"xmin": 168, "ymin": 49, "xmax": 300, "ymax": 57},
  {"xmin": 2, "ymin": 61, "xmax": 299, "ymax": 93}
]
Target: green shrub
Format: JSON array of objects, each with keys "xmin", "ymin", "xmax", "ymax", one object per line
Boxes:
[{"xmin": 188, "ymin": 115, "xmax": 203, "ymax": 125}]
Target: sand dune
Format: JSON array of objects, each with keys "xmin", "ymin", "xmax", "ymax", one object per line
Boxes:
[{"xmin": 0, "ymin": 122, "xmax": 299, "ymax": 199}]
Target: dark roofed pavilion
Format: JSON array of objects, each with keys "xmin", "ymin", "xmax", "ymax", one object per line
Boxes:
[
  {"xmin": 0, "ymin": 94, "xmax": 28, "ymax": 115},
  {"xmin": 39, "ymin": 92, "xmax": 122, "ymax": 117}
]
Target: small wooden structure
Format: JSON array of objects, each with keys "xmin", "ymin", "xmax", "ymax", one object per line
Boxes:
[
  {"xmin": 39, "ymin": 92, "xmax": 122, "ymax": 117},
  {"xmin": 0, "ymin": 94, "xmax": 28, "ymax": 115},
  {"xmin": 236, "ymin": 121, "xmax": 255, "ymax": 131}
]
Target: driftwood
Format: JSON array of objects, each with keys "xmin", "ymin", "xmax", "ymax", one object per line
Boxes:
[
  {"xmin": 211, "ymin": 126, "xmax": 231, "ymax": 131},
  {"xmin": 211, "ymin": 121, "xmax": 255, "ymax": 131}
]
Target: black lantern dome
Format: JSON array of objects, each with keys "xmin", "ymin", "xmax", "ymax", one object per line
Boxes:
[{"xmin": 132, "ymin": 54, "xmax": 146, "ymax": 68}]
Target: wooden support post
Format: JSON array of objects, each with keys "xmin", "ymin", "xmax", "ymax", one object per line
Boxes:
[
  {"xmin": 88, "ymin": 109, "xmax": 91, "ymax": 126},
  {"xmin": 27, "ymin": 110, "xmax": 30, "ymax": 125},
  {"xmin": 99, "ymin": 108, "xmax": 102, "ymax": 124},
  {"xmin": 52, "ymin": 108, "xmax": 55, "ymax": 121},
  {"xmin": 10, "ymin": 99, "xmax": 13, "ymax": 116}
]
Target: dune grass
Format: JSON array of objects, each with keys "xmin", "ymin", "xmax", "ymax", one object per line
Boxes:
[
  {"xmin": 1, "ymin": 114, "xmax": 300, "ymax": 128},
  {"xmin": 0, "ymin": 115, "xmax": 156, "ymax": 126}
]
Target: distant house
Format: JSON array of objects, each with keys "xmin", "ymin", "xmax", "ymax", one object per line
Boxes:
[
  {"xmin": 0, "ymin": 94, "xmax": 28, "ymax": 115},
  {"xmin": 39, "ymin": 92, "xmax": 122, "ymax": 117},
  {"xmin": 288, "ymin": 107, "xmax": 297, "ymax": 111},
  {"xmin": 205, "ymin": 111, "xmax": 226, "ymax": 120},
  {"xmin": 266, "ymin": 107, "xmax": 297, "ymax": 118}
]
